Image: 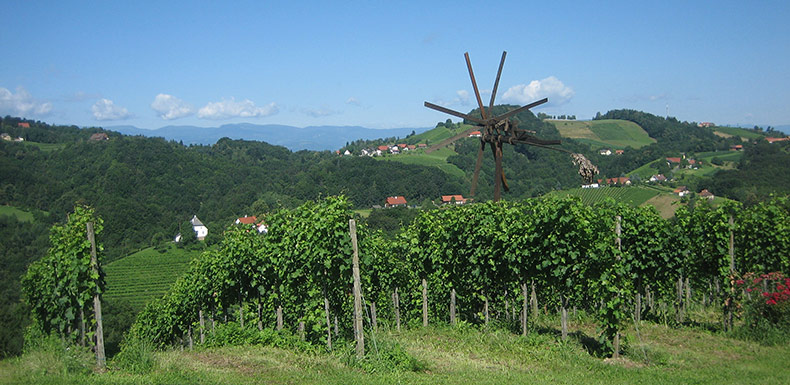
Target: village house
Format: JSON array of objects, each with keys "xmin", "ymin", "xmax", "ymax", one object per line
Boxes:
[
  {"xmin": 89, "ymin": 132, "xmax": 109, "ymax": 141},
  {"xmin": 674, "ymin": 186, "xmax": 689, "ymax": 197},
  {"xmin": 730, "ymin": 144, "xmax": 743, "ymax": 151},
  {"xmin": 599, "ymin": 149, "xmax": 612, "ymax": 156},
  {"xmin": 190, "ymin": 215, "xmax": 208, "ymax": 240},
  {"xmin": 649, "ymin": 174, "xmax": 667, "ymax": 183},
  {"xmin": 385, "ymin": 196, "xmax": 407, "ymax": 208},
  {"xmin": 17, "ymin": 122, "xmax": 30, "ymax": 128},
  {"xmin": 699, "ymin": 189, "xmax": 715, "ymax": 200},
  {"xmin": 440, "ymin": 195, "xmax": 467, "ymax": 205},
  {"xmin": 697, "ymin": 122, "xmax": 715, "ymax": 128},
  {"xmin": 468, "ymin": 131, "xmax": 482, "ymax": 138},
  {"xmin": 581, "ymin": 183, "xmax": 600, "ymax": 188},
  {"xmin": 615, "ymin": 149, "xmax": 624, "ymax": 155},
  {"xmin": 599, "ymin": 177, "xmax": 631, "ymax": 186},
  {"xmin": 236, "ymin": 216, "xmax": 268, "ymax": 233},
  {"xmin": 766, "ymin": 137, "xmax": 790, "ymax": 144}
]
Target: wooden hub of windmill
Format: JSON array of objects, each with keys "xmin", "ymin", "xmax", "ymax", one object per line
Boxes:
[{"xmin": 424, "ymin": 51, "xmax": 598, "ymax": 201}]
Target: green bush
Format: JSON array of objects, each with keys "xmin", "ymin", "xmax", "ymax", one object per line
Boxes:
[
  {"xmin": 204, "ymin": 322, "xmax": 316, "ymax": 352},
  {"xmin": 343, "ymin": 334, "xmax": 426, "ymax": 373},
  {"xmin": 733, "ymin": 272, "xmax": 790, "ymax": 345},
  {"xmin": 21, "ymin": 323, "xmax": 94, "ymax": 376},
  {"xmin": 112, "ymin": 336, "xmax": 156, "ymax": 374}
]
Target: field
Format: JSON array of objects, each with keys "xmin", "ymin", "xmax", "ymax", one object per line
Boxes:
[
  {"xmin": 549, "ymin": 119, "xmax": 655, "ymax": 149},
  {"xmin": 712, "ymin": 126, "xmax": 765, "ymax": 140},
  {"xmin": 3, "ymin": 313, "xmax": 789, "ymax": 384},
  {"xmin": 103, "ymin": 244, "xmax": 201, "ymax": 310},
  {"xmin": 546, "ymin": 186, "xmax": 662, "ymax": 207},
  {"xmin": 23, "ymin": 141, "xmax": 68, "ymax": 152},
  {"xmin": 0, "ymin": 205, "xmax": 35, "ymax": 222},
  {"xmin": 379, "ymin": 146, "xmax": 466, "ymax": 179}
]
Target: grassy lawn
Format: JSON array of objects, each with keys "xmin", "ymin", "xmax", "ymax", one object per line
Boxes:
[
  {"xmin": 23, "ymin": 141, "xmax": 68, "ymax": 152},
  {"xmin": 103, "ymin": 244, "xmax": 201, "ymax": 311},
  {"xmin": 712, "ymin": 126, "xmax": 764, "ymax": 140},
  {"xmin": 3, "ymin": 313, "xmax": 788, "ymax": 384},
  {"xmin": 549, "ymin": 119, "xmax": 655, "ymax": 149},
  {"xmin": 379, "ymin": 147, "xmax": 467, "ymax": 179},
  {"xmin": 0, "ymin": 205, "xmax": 35, "ymax": 222}
]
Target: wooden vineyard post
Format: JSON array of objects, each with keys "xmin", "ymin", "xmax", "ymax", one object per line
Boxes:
[
  {"xmin": 349, "ymin": 219, "xmax": 364, "ymax": 358},
  {"xmin": 522, "ymin": 282, "xmax": 528, "ymax": 336},
  {"xmin": 450, "ymin": 288, "xmax": 457, "ymax": 326},
  {"xmin": 484, "ymin": 292, "xmax": 490, "ymax": 327},
  {"xmin": 199, "ymin": 310, "xmax": 206, "ymax": 344},
  {"xmin": 393, "ymin": 287, "xmax": 401, "ymax": 332},
  {"xmin": 613, "ymin": 215, "xmax": 622, "ymax": 358},
  {"xmin": 87, "ymin": 222, "xmax": 106, "ymax": 369},
  {"xmin": 530, "ymin": 280, "xmax": 538, "ymax": 320},
  {"xmin": 324, "ymin": 296, "xmax": 332, "ymax": 350},
  {"xmin": 276, "ymin": 305, "xmax": 283, "ymax": 331},
  {"xmin": 422, "ymin": 278, "xmax": 429, "ymax": 327},
  {"xmin": 726, "ymin": 214, "xmax": 735, "ymax": 332}
]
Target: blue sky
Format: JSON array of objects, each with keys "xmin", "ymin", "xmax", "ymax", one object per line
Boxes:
[{"xmin": 2, "ymin": 1, "xmax": 789, "ymax": 130}]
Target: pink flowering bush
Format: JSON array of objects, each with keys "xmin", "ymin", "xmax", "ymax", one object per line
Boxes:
[{"xmin": 735, "ymin": 272, "xmax": 790, "ymax": 344}]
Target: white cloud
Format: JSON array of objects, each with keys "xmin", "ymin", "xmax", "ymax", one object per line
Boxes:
[
  {"xmin": 197, "ymin": 98, "xmax": 278, "ymax": 119},
  {"xmin": 456, "ymin": 90, "xmax": 470, "ymax": 105},
  {"xmin": 92, "ymin": 98, "xmax": 131, "ymax": 121},
  {"xmin": 0, "ymin": 86, "xmax": 53, "ymax": 116},
  {"xmin": 502, "ymin": 76, "xmax": 574, "ymax": 106},
  {"xmin": 151, "ymin": 93, "xmax": 194, "ymax": 120},
  {"xmin": 346, "ymin": 97, "xmax": 361, "ymax": 106}
]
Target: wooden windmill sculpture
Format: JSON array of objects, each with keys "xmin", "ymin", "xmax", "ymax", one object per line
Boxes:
[{"xmin": 424, "ymin": 51, "xmax": 597, "ymax": 201}]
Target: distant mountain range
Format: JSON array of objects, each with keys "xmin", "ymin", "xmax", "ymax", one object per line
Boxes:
[{"xmin": 105, "ymin": 123, "xmax": 431, "ymax": 151}]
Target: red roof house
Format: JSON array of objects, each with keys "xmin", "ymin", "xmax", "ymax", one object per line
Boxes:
[
  {"xmin": 766, "ymin": 137, "xmax": 790, "ymax": 144},
  {"xmin": 17, "ymin": 122, "xmax": 30, "ymax": 128},
  {"xmin": 441, "ymin": 195, "xmax": 467, "ymax": 205},
  {"xmin": 377, "ymin": 145, "xmax": 390, "ymax": 151},
  {"xmin": 235, "ymin": 216, "xmax": 257, "ymax": 225},
  {"xmin": 385, "ymin": 196, "xmax": 407, "ymax": 207}
]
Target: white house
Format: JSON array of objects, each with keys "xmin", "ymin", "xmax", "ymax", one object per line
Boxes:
[{"xmin": 191, "ymin": 215, "xmax": 208, "ymax": 240}]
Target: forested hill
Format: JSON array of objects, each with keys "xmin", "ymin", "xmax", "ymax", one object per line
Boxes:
[{"xmin": 0, "ymin": 118, "xmax": 464, "ymax": 260}]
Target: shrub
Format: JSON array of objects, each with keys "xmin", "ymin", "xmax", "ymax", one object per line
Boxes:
[
  {"xmin": 734, "ymin": 272, "xmax": 790, "ymax": 345},
  {"xmin": 112, "ymin": 336, "xmax": 156, "ymax": 374}
]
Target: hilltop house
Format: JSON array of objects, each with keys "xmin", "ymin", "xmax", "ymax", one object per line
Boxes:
[
  {"xmin": 699, "ymin": 189, "xmax": 715, "ymax": 200},
  {"xmin": 89, "ymin": 132, "xmax": 109, "ymax": 141},
  {"xmin": 190, "ymin": 215, "xmax": 208, "ymax": 240},
  {"xmin": 236, "ymin": 216, "xmax": 268, "ymax": 233},
  {"xmin": 649, "ymin": 174, "xmax": 667, "ymax": 183},
  {"xmin": 441, "ymin": 195, "xmax": 467, "ymax": 205},
  {"xmin": 766, "ymin": 137, "xmax": 790, "ymax": 144},
  {"xmin": 385, "ymin": 196, "xmax": 407, "ymax": 208}
]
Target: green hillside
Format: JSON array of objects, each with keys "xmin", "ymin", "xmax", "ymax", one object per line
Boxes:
[
  {"xmin": 546, "ymin": 185, "xmax": 662, "ymax": 207},
  {"xmin": 379, "ymin": 146, "xmax": 466, "ymax": 179},
  {"xmin": 549, "ymin": 119, "xmax": 655, "ymax": 149},
  {"xmin": 103, "ymin": 244, "xmax": 201, "ymax": 310},
  {"xmin": 712, "ymin": 125, "xmax": 765, "ymax": 140},
  {"xmin": 0, "ymin": 205, "xmax": 35, "ymax": 222}
]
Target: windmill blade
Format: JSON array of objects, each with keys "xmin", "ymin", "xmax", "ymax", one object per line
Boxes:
[
  {"xmin": 488, "ymin": 51, "xmax": 507, "ymax": 112},
  {"xmin": 493, "ymin": 98, "xmax": 548, "ymax": 121},
  {"xmin": 424, "ymin": 102, "xmax": 485, "ymax": 125},
  {"xmin": 425, "ymin": 126, "xmax": 481, "ymax": 154},
  {"xmin": 470, "ymin": 141, "xmax": 486, "ymax": 196},
  {"xmin": 464, "ymin": 52, "xmax": 488, "ymax": 120}
]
